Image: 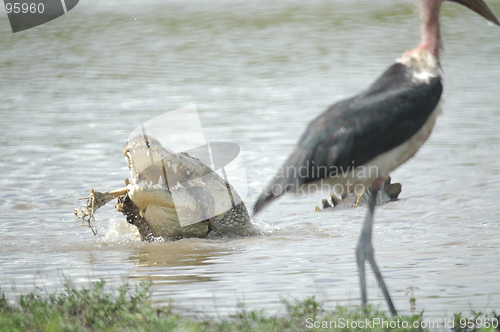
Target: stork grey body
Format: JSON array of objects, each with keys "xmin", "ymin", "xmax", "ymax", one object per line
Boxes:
[{"xmin": 253, "ymin": 0, "xmax": 499, "ymax": 316}]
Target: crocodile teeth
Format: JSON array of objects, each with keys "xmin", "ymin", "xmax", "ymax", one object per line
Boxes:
[
  {"xmin": 171, "ymin": 181, "xmax": 184, "ymax": 191},
  {"xmin": 146, "ymin": 148, "xmax": 150, "ymax": 156},
  {"xmin": 172, "ymin": 163, "xmax": 178, "ymax": 173},
  {"xmin": 158, "ymin": 175, "xmax": 164, "ymax": 186}
]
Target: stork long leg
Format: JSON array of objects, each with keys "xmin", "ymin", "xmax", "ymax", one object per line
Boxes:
[{"xmin": 356, "ymin": 183, "xmax": 397, "ymax": 316}]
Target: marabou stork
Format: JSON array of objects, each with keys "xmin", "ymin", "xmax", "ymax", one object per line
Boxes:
[{"xmin": 253, "ymin": 0, "xmax": 499, "ymax": 316}]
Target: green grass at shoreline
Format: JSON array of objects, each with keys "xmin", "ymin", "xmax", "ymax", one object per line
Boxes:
[{"xmin": 1, "ymin": 280, "xmax": 498, "ymax": 332}]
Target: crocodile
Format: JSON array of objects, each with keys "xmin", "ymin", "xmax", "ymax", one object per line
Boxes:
[
  {"xmin": 75, "ymin": 135, "xmax": 401, "ymax": 241},
  {"xmin": 75, "ymin": 135, "xmax": 257, "ymax": 241}
]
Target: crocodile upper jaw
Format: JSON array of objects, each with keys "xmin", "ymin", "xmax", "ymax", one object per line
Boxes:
[{"xmin": 123, "ymin": 135, "xmax": 220, "ymax": 223}]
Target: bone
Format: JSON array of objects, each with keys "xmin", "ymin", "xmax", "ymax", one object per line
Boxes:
[{"xmin": 109, "ymin": 187, "xmax": 128, "ymax": 197}]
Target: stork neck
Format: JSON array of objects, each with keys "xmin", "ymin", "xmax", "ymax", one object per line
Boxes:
[{"xmin": 418, "ymin": 0, "xmax": 443, "ymax": 61}]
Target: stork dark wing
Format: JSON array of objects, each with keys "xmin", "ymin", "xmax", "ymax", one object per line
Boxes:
[{"xmin": 253, "ymin": 62, "xmax": 442, "ymax": 214}]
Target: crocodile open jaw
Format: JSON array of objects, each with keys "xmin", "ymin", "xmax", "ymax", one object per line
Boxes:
[{"xmin": 123, "ymin": 135, "xmax": 236, "ymax": 226}]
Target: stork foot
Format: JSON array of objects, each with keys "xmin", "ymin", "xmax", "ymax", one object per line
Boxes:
[{"xmin": 357, "ymin": 242, "xmax": 397, "ymax": 316}]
